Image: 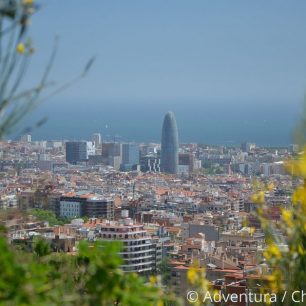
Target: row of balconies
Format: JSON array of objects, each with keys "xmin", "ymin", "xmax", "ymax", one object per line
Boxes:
[
  {"xmin": 123, "ymin": 239, "xmax": 152, "ymax": 245},
  {"xmin": 99, "ymin": 232, "xmax": 147, "ymax": 239},
  {"xmin": 123, "ymin": 254, "xmax": 153, "ymax": 261},
  {"xmin": 122, "ymin": 250, "xmax": 154, "ymax": 257},
  {"xmin": 123, "ymin": 245, "xmax": 154, "ymax": 252},
  {"xmin": 99, "ymin": 227, "xmax": 144, "ymax": 233},
  {"xmin": 121, "ymin": 260, "xmax": 154, "ymax": 268},
  {"xmin": 120, "ymin": 247, "xmax": 153, "ymax": 254},
  {"xmin": 122, "ymin": 266, "xmax": 153, "ymax": 273},
  {"xmin": 98, "ymin": 238, "xmax": 153, "ymax": 250}
]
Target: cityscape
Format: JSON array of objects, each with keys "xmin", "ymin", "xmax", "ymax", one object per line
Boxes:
[
  {"xmin": 0, "ymin": 110, "xmax": 298, "ymax": 304},
  {"xmin": 0, "ymin": 1, "xmax": 306, "ymax": 306}
]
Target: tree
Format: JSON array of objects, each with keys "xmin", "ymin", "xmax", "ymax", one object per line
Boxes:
[
  {"xmin": 0, "ymin": 228, "xmax": 178, "ymax": 306},
  {"xmin": 33, "ymin": 236, "xmax": 51, "ymax": 257},
  {"xmin": 29, "ymin": 208, "xmax": 64, "ymax": 226},
  {"xmin": 251, "ymin": 110, "xmax": 306, "ymax": 305}
]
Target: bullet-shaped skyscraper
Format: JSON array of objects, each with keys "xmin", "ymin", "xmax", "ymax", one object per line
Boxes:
[{"xmin": 161, "ymin": 111, "xmax": 179, "ymax": 174}]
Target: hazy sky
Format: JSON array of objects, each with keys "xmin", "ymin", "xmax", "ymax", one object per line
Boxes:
[
  {"xmin": 19, "ymin": 0, "xmax": 306, "ymax": 144},
  {"xmin": 25, "ymin": 0, "xmax": 306, "ymax": 102}
]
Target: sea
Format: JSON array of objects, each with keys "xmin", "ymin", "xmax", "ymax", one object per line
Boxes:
[{"xmin": 16, "ymin": 98, "xmax": 302, "ymax": 147}]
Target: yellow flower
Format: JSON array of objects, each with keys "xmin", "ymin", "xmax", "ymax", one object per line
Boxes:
[
  {"xmin": 284, "ymin": 147, "xmax": 306, "ymax": 177},
  {"xmin": 266, "ymin": 274, "xmax": 276, "ymax": 282},
  {"xmin": 298, "ymin": 244, "xmax": 305, "ymax": 255},
  {"xmin": 16, "ymin": 43, "xmax": 25, "ymax": 54},
  {"xmin": 267, "ymin": 183, "xmax": 274, "ymax": 191},
  {"xmin": 258, "ymin": 191, "xmax": 265, "ymax": 202},
  {"xmin": 249, "ymin": 227, "xmax": 255, "ymax": 235},
  {"xmin": 187, "ymin": 268, "xmax": 198, "ymax": 284},
  {"xmin": 281, "ymin": 209, "xmax": 293, "ymax": 227},
  {"xmin": 292, "ymin": 186, "xmax": 306, "ymax": 213},
  {"xmin": 149, "ymin": 275, "xmax": 157, "ymax": 285},
  {"xmin": 251, "ymin": 191, "xmax": 265, "ymax": 204},
  {"xmin": 264, "ymin": 244, "xmax": 282, "ymax": 260},
  {"xmin": 22, "ymin": 0, "xmax": 33, "ymax": 4},
  {"xmin": 242, "ymin": 218, "xmax": 248, "ymax": 227}
]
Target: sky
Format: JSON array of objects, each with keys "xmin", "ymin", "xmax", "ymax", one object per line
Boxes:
[{"xmin": 19, "ymin": 0, "xmax": 306, "ymax": 145}]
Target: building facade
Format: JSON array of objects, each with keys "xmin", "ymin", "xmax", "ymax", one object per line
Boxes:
[
  {"xmin": 160, "ymin": 111, "xmax": 179, "ymax": 174},
  {"xmin": 96, "ymin": 216, "xmax": 160, "ymax": 274},
  {"xmin": 91, "ymin": 133, "xmax": 102, "ymax": 147},
  {"xmin": 65, "ymin": 141, "xmax": 95, "ymax": 164},
  {"xmin": 58, "ymin": 193, "xmax": 114, "ymax": 219},
  {"xmin": 121, "ymin": 143, "xmax": 140, "ymax": 171}
]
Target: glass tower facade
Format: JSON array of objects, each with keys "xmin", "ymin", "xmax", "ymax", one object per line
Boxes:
[{"xmin": 161, "ymin": 111, "xmax": 179, "ymax": 174}]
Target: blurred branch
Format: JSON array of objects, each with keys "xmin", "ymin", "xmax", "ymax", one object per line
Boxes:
[
  {"xmin": 0, "ymin": 0, "xmax": 95, "ymax": 140},
  {"xmin": 39, "ymin": 56, "xmax": 96, "ymax": 102}
]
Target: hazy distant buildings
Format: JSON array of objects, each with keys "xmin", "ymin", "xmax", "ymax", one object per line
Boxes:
[
  {"xmin": 37, "ymin": 154, "xmax": 53, "ymax": 171},
  {"xmin": 121, "ymin": 143, "xmax": 140, "ymax": 171},
  {"xmin": 46, "ymin": 141, "xmax": 64, "ymax": 150},
  {"xmin": 289, "ymin": 144, "xmax": 299, "ymax": 154},
  {"xmin": 178, "ymin": 153, "xmax": 201, "ymax": 174},
  {"xmin": 140, "ymin": 144, "xmax": 158, "ymax": 155},
  {"xmin": 102, "ymin": 142, "xmax": 121, "ymax": 158},
  {"xmin": 91, "ymin": 133, "xmax": 102, "ymax": 146},
  {"xmin": 65, "ymin": 141, "xmax": 95, "ymax": 164},
  {"xmin": 102, "ymin": 142, "xmax": 122, "ymax": 170},
  {"xmin": 161, "ymin": 111, "xmax": 179, "ymax": 174},
  {"xmin": 92, "ymin": 133, "xmax": 102, "ymax": 155},
  {"xmin": 261, "ymin": 162, "xmax": 285, "ymax": 176},
  {"xmin": 21, "ymin": 134, "xmax": 31, "ymax": 143},
  {"xmin": 37, "ymin": 160, "xmax": 54, "ymax": 171},
  {"xmin": 139, "ymin": 144, "xmax": 160, "ymax": 172},
  {"xmin": 241, "ymin": 142, "xmax": 256, "ymax": 153},
  {"xmin": 140, "ymin": 155, "xmax": 160, "ymax": 172}
]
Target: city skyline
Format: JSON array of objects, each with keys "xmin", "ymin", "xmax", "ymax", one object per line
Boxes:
[
  {"xmin": 21, "ymin": 99, "xmax": 298, "ymax": 147},
  {"xmin": 16, "ymin": 0, "xmax": 306, "ymax": 146},
  {"xmin": 0, "ymin": 2, "xmax": 304, "ymax": 305}
]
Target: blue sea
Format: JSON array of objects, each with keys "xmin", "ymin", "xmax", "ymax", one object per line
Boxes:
[{"xmin": 18, "ymin": 98, "xmax": 302, "ymax": 147}]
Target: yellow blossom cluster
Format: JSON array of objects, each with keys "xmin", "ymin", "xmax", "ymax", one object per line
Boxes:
[
  {"xmin": 16, "ymin": 39, "xmax": 35, "ymax": 55},
  {"xmin": 263, "ymin": 244, "xmax": 282, "ymax": 260},
  {"xmin": 187, "ymin": 261, "xmax": 210, "ymax": 305},
  {"xmin": 16, "ymin": 43, "xmax": 25, "ymax": 54},
  {"xmin": 253, "ymin": 144, "xmax": 306, "ymax": 299}
]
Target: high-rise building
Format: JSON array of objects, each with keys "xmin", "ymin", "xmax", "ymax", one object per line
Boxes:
[
  {"xmin": 161, "ymin": 111, "xmax": 179, "ymax": 174},
  {"xmin": 121, "ymin": 143, "xmax": 140, "ymax": 171},
  {"xmin": 178, "ymin": 153, "xmax": 195, "ymax": 174},
  {"xmin": 101, "ymin": 142, "xmax": 122, "ymax": 169},
  {"xmin": 102, "ymin": 142, "xmax": 121, "ymax": 158},
  {"xmin": 91, "ymin": 133, "xmax": 102, "ymax": 147},
  {"xmin": 65, "ymin": 141, "xmax": 95, "ymax": 164},
  {"xmin": 92, "ymin": 133, "xmax": 102, "ymax": 155}
]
